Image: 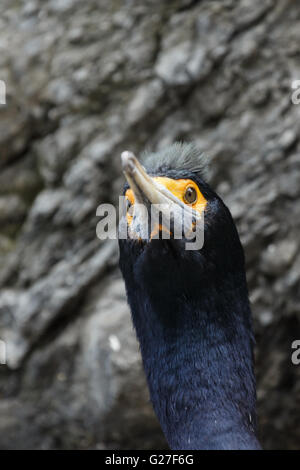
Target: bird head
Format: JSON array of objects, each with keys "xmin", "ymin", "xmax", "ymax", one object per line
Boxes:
[
  {"xmin": 119, "ymin": 143, "xmax": 213, "ymax": 249},
  {"xmin": 119, "ymin": 142, "xmax": 241, "ymax": 262}
]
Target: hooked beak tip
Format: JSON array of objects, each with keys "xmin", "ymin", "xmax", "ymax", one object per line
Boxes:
[{"xmin": 121, "ymin": 151, "xmax": 136, "ymax": 175}]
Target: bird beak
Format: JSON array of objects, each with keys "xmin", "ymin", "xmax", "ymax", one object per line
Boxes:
[
  {"xmin": 121, "ymin": 151, "xmax": 163, "ymax": 206},
  {"xmin": 121, "ymin": 151, "xmax": 201, "ymax": 242}
]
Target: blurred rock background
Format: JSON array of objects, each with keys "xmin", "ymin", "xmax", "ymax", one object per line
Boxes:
[{"xmin": 0, "ymin": 0, "xmax": 299, "ymax": 449}]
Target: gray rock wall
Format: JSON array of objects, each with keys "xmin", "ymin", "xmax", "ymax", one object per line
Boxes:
[{"xmin": 0, "ymin": 0, "xmax": 299, "ymax": 449}]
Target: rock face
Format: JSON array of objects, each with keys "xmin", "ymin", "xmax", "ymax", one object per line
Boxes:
[{"xmin": 0, "ymin": 0, "xmax": 299, "ymax": 450}]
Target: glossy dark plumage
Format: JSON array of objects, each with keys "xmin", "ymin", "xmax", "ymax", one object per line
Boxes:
[{"xmin": 119, "ymin": 143, "xmax": 261, "ymax": 450}]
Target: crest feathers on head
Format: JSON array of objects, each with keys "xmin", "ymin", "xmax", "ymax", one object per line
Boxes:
[{"xmin": 141, "ymin": 142, "xmax": 209, "ymax": 180}]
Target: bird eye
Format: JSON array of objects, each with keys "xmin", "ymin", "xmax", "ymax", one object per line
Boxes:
[{"xmin": 184, "ymin": 186, "xmax": 197, "ymax": 204}]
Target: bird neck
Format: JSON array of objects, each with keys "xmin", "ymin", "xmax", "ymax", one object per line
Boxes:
[{"xmin": 120, "ymin": 240, "xmax": 260, "ymax": 450}]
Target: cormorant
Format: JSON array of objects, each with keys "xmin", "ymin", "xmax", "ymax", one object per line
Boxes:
[{"xmin": 118, "ymin": 143, "xmax": 261, "ymax": 450}]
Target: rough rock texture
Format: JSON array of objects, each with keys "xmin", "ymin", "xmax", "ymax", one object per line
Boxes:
[{"xmin": 0, "ymin": 0, "xmax": 300, "ymax": 449}]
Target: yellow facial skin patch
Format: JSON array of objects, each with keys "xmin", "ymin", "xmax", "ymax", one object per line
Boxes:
[
  {"xmin": 125, "ymin": 177, "xmax": 207, "ymax": 235},
  {"xmin": 153, "ymin": 177, "xmax": 207, "ymax": 214}
]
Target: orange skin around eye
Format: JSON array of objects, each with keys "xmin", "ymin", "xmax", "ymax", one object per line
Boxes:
[
  {"xmin": 153, "ymin": 177, "xmax": 207, "ymax": 214},
  {"xmin": 125, "ymin": 178, "xmax": 207, "ymax": 233}
]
